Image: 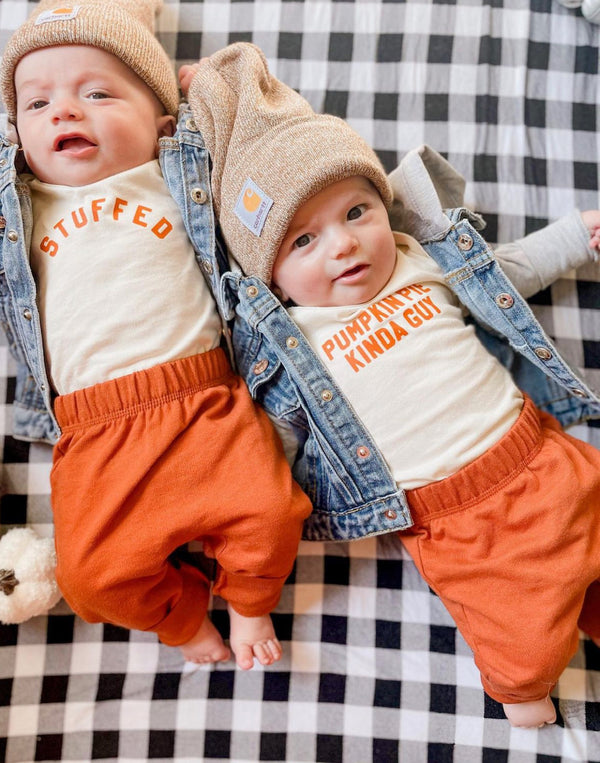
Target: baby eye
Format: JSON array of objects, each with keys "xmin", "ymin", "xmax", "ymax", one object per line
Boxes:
[
  {"xmin": 347, "ymin": 204, "xmax": 366, "ymax": 221},
  {"xmin": 88, "ymin": 91, "xmax": 109, "ymax": 100},
  {"xmin": 29, "ymin": 100, "xmax": 48, "ymax": 110},
  {"xmin": 293, "ymin": 233, "xmax": 313, "ymax": 249}
]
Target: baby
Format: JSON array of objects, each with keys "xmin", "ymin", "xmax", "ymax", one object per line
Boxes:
[
  {"xmin": 182, "ymin": 42, "xmax": 600, "ymax": 726},
  {"xmin": 0, "ymin": 2, "xmax": 311, "ymax": 669}
]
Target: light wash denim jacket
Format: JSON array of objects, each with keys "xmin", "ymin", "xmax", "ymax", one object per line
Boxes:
[
  {"xmin": 0, "ymin": 106, "xmax": 221, "ymax": 443},
  {"xmin": 213, "ymin": 141, "xmax": 600, "ymax": 542},
  {"xmin": 1, "ymin": 107, "xmax": 599, "ymax": 540}
]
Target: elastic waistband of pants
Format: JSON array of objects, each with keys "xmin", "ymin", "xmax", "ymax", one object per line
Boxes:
[
  {"xmin": 405, "ymin": 395, "xmax": 543, "ymax": 524},
  {"xmin": 55, "ymin": 348, "xmax": 233, "ymax": 431}
]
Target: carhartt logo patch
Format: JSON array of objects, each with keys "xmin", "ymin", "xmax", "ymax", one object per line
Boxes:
[
  {"xmin": 35, "ymin": 6, "xmax": 81, "ymax": 24},
  {"xmin": 234, "ymin": 178, "xmax": 273, "ymax": 237}
]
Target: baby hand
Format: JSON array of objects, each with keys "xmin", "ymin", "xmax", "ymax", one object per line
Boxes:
[
  {"xmin": 178, "ymin": 63, "xmax": 202, "ymax": 96},
  {"xmin": 580, "ymin": 210, "xmax": 600, "ymax": 251}
]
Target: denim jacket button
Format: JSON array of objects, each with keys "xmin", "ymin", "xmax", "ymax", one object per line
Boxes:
[
  {"xmin": 246, "ymin": 285, "xmax": 259, "ymax": 298},
  {"xmin": 201, "ymin": 260, "xmax": 213, "ymax": 275},
  {"xmin": 571, "ymin": 388, "xmax": 587, "ymax": 398},
  {"xmin": 185, "ymin": 118, "xmax": 199, "ymax": 132},
  {"xmin": 534, "ymin": 347, "xmax": 552, "ymax": 360},
  {"xmin": 286, "ymin": 336, "xmax": 299, "ymax": 349},
  {"xmin": 495, "ymin": 293, "xmax": 514, "ymax": 309},
  {"xmin": 321, "ymin": 389, "xmax": 333, "ymax": 402},
  {"xmin": 356, "ymin": 445, "xmax": 370, "ymax": 459},
  {"xmin": 457, "ymin": 233, "xmax": 473, "ymax": 250},
  {"xmin": 385, "ymin": 509, "xmax": 397, "ymax": 520},
  {"xmin": 23, "ymin": 308, "xmax": 32, "ymax": 321},
  {"xmin": 7, "ymin": 229, "xmax": 18, "ymax": 242},
  {"xmin": 253, "ymin": 359, "xmax": 269, "ymax": 375},
  {"xmin": 190, "ymin": 187, "xmax": 207, "ymax": 204}
]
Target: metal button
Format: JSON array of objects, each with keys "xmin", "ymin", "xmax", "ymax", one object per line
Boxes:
[
  {"xmin": 253, "ymin": 359, "xmax": 269, "ymax": 375},
  {"xmin": 0, "ymin": 216, "xmax": 6, "ymax": 230},
  {"xmin": 23, "ymin": 309, "xmax": 32, "ymax": 321},
  {"xmin": 190, "ymin": 187, "xmax": 208, "ymax": 204},
  {"xmin": 286, "ymin": 336, "xmax": 299, "ymax": 349},
  {"xmin": 185, "ymin": 118, "xmax": 198, "ymax": 132},
  {"xmin": 356, "ymin": 445, "xmax": 370, "ymax": 459},
  {"xmin": 7, "ymin": 229, "xmax": 18, "ymax": 242},
  {"xmin": 534, "ymin": 347, "xmax": 552, "ymax": 360},
  {"xmin": 457, "ymin": 233, "xmax": 474, "ymax": 251},
  {"xmin": 0, "ymin": 159, "xmax": 6, "ymax": 167},
  {"xmin": 385, "ymin": 509, "xmax": 397, "ymax": 520},
  {"xmin": 246, "ymin": 285, "xmax": 259, "ymax": 298},
  {"xmin": 495, "ymin": 293, "xmax": 514, "ymax": 309},
  {"xmin": 571, "ymin": 388, "xmax": 587, "ymax": 398},
  {"xmin": 201, "ymin": 260, "xmax": 213, "ymax": 275},
  {"xmin": 321, "ymin": 389, "xmax": 333, "ymax": 402}
]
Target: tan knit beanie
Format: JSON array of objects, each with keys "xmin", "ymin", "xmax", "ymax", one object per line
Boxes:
[
  {"xmin": 188, "ymin": 42, "xmax": 393, "ymax": 286},
  {"xmin": 1, "ymin": 0, "xmax": 179, "ymax": 122}
]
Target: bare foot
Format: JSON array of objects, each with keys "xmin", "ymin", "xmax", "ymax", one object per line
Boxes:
[
  {"xmin": 503, "ymin": 696, "xmax": 556, "ymax": 728},
  {"xmin": 227, "ymin": 604, "xmax": 282, "ymax": 670},
  {"xmin": 180, "ymin": 615, "xmax": 231, "ymax": 665}
]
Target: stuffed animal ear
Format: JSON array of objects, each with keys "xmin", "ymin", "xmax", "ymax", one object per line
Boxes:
[{"xmin": 0, "ymin": 527, "xmax": 61, "ymax": 624}]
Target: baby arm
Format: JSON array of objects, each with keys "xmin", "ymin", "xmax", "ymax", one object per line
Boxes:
[{"xmin": 494, "ymin": 209, "xmax": 600, "ymax": 299}]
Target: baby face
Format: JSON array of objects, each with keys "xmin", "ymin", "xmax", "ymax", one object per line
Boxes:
[
  {"xmin": 14, "ymin": 45, "xmax": 174, "ymax": 186},
  {"xmin": 273, "ymin": 177, "xmax": 397, "ymax": 307}
]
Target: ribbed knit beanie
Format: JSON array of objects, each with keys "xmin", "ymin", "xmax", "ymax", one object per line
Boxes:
[
  {"xmin": 188, "ymin": 42, "xmax": 393, "ymax": 286},
  {"xmin": 1, "ymin": 0, "xmax": 179, "ymax": 122}
]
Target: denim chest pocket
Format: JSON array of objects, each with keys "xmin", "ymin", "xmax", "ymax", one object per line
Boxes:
[
  {"xmin": 234, "ymin": 324, "xmax": 307, "ymax": 425},
  {"xmin": 250, "ymin": 353, "xmax": 307, "ymax": 427}
]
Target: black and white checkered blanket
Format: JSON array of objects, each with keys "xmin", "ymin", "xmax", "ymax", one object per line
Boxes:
[{"xmin": 1, "ymin": 1, "xmax": 599, "ymax": 761}]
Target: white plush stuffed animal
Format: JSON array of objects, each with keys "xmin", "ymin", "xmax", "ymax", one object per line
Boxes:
[{"xmin": 0, "ymin": 527, "xmax": 61, "ymax": 624}]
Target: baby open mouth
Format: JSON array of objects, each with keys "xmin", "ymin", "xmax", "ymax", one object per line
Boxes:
[
  {"xmin": 337, "ymin": 264, "xmax": 366, "ymax": 279},
  {"xmin": 57, "ymin": 137, "xmax": 96, "ymax": 151}
]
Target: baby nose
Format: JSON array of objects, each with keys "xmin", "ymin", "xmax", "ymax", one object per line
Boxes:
[
  {"xmin": 52, "ymin": 98, "xmax": 82, "ymax": 121},
  {"xmin": 331, "ymin": 228, "xmax": 358, "ymax": 258}
]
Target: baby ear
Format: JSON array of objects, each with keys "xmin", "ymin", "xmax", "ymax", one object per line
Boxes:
[{"xmin": 157, "ymin": 114, "xmax": 176, "ymax": 138}]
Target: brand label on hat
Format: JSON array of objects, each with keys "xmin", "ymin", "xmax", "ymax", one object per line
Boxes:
[
  {"xmin": 234, "ymin": 178, "xmax": 273, "ymax": 238},
  {"xmin": 35, "ymin": 6, "xmax": 81, "ymax": 25}
]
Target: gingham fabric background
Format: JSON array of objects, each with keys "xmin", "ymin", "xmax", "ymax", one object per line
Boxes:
[{"xmin": 1, "ymin": 0, "xmax": 600, "ymax": 761}]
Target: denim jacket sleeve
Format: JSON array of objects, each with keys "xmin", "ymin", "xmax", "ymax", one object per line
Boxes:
[{"xmin": 0, "ymin": 137, "xmax": 59, "ymax": 443}]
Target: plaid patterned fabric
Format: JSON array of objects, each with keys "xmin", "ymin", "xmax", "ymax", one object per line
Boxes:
[{"xmin": 1, "ymin": 0, "xmax": 600, "ymax": 760}]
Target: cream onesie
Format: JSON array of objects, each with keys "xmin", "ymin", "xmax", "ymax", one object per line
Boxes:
[
  {"xmin": 28, "ymin": 160, "xmax": 222, "ymax": 395},
  {"xmin": 289, "ymin": 232, "xmax": 523, "ymax": 489}
]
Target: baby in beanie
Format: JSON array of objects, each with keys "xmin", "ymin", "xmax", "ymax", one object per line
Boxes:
[
  {"xmin": 0, "ymin": 2, "xmax": 311, "ymax": 669},
  {"xmin": 181, "ymin": 42, "xmax": 600, "ymax": 727}
]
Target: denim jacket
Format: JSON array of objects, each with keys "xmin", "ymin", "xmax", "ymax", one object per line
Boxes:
[
  {"xmin": 1, "ymin": 107, "xmax": 599, "ymax": 540},
  {"xmin": 0, "ymin": 105, "xmax": 226, "ymax": 444},
  {"xmin": 214, "ymin": 147, "xmax": 600, "ymax": 542}
]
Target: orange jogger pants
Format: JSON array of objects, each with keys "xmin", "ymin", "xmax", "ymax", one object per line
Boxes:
[
  {"xmin": 401, "ymin": 396, "xmax": 600, "ymax": 704},
  {"xmin": 51, "ymin": 349, "xmax": 312, "ymax": 646}
]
